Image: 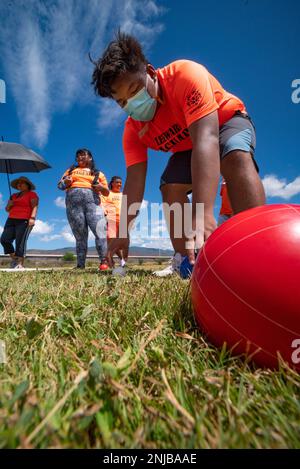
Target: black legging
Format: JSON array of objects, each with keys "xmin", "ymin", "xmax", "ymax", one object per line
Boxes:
[{"xmin": 1, "ymin": 218, "xmax": 32, "ymax": 257}]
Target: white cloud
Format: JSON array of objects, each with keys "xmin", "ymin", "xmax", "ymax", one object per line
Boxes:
[
  {"xmin": 60, "ymin": 225, "xmax": 76, "ymax": 244},
  {"xmin": 34, "ymin": 219, "xmax": 67, "ymax": 242},
  {"xmin": 28, "ymin": 221, "xmax": 104, "ymax": 244},
  {"xmin": 39, "ymin": 234, "xmax": 62, "ymax": 242},
  {"xmin": 130, "ymin": 232, "xmax": 172, "ymax": 250},
  {"xmin": 0, "ymin": 0, "xmax": 165, "ymax": 146},
  {"xmin": 59, "ymin": 226, "xmax": 93, "ymax": 244},
  {"xmin": 31, "ymin": 223, "xmax": 74, "ymax": 243},
  {"xmin": 140, "ymin": 238, "xmax": 172, "ymax": 250},
  {"xmin": 97, "ymin": 99, "xmax": 125, "ymax": 130},
  {"xmin": 49, "ymin": 218, "xmax": 67, "ymax": 223},
  {"xmin": 120, "ymin": 0, "xmax": 165, "ymax": 43},
  {"xmin": 31, "ymin": 219, "xmax": 54, "ymax": 235},
  {"xmin": 54, "ymin": 196, "xmax": 66, "ymax": 209},
  {"xmin": 262, "ymin": 174, "xmax": 300, "ymax": 200}
]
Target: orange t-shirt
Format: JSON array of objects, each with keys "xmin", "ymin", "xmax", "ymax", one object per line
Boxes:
[
  {"xmin": 101, "ymin": 191, "xmax": 122, "ymax": 223},
  {"xmin": 123, "ymin": 60, "xmax": 246, "ymax": 167},
  {"xmin": 219, "ymin": 181, "xmax": 233, "ymax": 216},
  {"xmin": 9, "ymin": 191, "xmax": 39, "ymax": 219},
  {"xmin": 61, "ymin": 167, "xmax": 108, "ymax": 190}
]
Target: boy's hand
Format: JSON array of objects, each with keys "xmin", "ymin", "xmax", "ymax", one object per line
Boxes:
[
  {"xmin": 186, "ymin": 214, "xmax": 216, "ymax": 264},
  {"xmin": 204, "ymin": 214, "xmax": 217, "ymax": 242},
  {"xmin": 107, "ymin": 237, "xmax": 129, "ymax": 267}
]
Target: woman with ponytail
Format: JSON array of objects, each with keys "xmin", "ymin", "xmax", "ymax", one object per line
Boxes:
[{"xmin": 58, "ymin": 148, "xmax": 109, "ymax": 270}]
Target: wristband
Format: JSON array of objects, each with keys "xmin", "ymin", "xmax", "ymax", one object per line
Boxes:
[{"xmin": 30, "ymin": 217, "xmax": 36, "ymax": 220}]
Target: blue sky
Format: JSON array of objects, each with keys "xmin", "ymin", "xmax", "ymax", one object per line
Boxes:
[{"xmin": 0, "ymin": 0, "xmax": 299, "ymax": 250}]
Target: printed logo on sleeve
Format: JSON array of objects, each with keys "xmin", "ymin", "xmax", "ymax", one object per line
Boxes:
[
  {"xmin": 186, "ymin": 89, "xmax": 202, "ymax": 108},
  {"xmin": 186, "ymin": 88, "xmax": 204, "ymax": 116}
]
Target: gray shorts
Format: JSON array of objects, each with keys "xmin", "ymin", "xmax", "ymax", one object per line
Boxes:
[{"xmin": 160, "ymin": 111, "xmax": 258, "ymax": 188}]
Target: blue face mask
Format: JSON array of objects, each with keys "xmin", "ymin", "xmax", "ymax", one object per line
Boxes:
[{"xmin": 123, "ymin": 77, "xmax": 157, "ymax": 122}]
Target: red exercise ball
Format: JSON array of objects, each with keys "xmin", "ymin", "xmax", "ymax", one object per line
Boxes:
[{"xmin": 191, "ymin": 204, "xmax": 300, "ymax": 371}]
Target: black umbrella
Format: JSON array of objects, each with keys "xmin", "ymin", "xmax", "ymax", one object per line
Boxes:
[{"xmin": 0, "ymin": 140, "xmax": 51, "ymax": 196}]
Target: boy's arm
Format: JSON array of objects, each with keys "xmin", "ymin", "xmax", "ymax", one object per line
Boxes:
[
  {"xmin": 188, "ymin": 110, "xmax": 220, "ymax": 262},
  {"xmin": 106, "ymin": 121, "xmax": 148, "ymax": 265},
  {"xmin": 107, "ymin": 161, "xmax": 147, "ymax": 265},
  {"xmin": 122, "ymin": 161, "xmax": 147, "ymax": 230}
]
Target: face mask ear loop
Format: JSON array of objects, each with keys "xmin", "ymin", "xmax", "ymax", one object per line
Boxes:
[
  {"xmin": 150, "ymin": 73, "xmax": 164, "ymax": 105},
  {"xmin": 146, "ymin": 74, "xmax": 154, "ymax": 99}
]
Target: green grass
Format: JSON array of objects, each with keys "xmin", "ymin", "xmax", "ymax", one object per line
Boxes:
[{"xmin": 0, "ymin": 269, "xmax": 299, "ymax": 449}]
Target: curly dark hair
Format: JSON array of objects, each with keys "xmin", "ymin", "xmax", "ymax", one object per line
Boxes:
[{"xmin": 90, "ymin": 30, "xmax": 148, "ymax": 98}]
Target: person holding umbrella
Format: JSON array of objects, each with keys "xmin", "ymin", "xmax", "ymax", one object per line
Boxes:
[{"xmin": 1, "ymin": 176, "xmax": 38, "ymax": 269}]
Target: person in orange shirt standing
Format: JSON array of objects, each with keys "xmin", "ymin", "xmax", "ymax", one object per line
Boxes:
[
  {"xmin": 218, "ymin": 179, "xmax": 233, "ymax": 226},
  {"xmin": 101, "ymin": 176, "xmax": 125, "ymax": 267},
  {"xmin": 58, "ymin": 148, "xmax": 109, "ymax": 270},
  {"xmin": 91, "ymin": 31, "xmax": 265, "ymax": 276}
]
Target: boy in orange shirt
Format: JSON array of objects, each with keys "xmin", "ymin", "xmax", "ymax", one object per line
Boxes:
[
  {"xmin": 101, "ymin": 176, "xmax": 125, "ymax": 267},
  {"xmin": 91, "ymin": 31, "xmax": 265, "ymax": 276}
]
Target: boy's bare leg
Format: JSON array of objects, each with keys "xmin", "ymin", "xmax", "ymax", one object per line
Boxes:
[
  {"xmin": 160, "ymin": 183, "xmax": 192, "ymax": 255},
  {"xmin": 221, "ymin": 150, "xmax": 266, "ymax": 213},
  {"xmin": 107, "ymin": 239, "xmax": 124, "ymax": 264}
]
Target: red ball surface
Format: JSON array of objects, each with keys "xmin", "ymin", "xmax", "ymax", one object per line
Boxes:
[{"xmin": 191, "ymin": 204, "xmax": 300, "ymax": 371}]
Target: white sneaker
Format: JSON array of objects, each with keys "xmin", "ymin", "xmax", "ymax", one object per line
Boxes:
[
  {"xmin": 13, "ymin": 264, "xmax": 25, "ymax": 270},
  {"xmin": 153, "ymin": 253, "xmax": 183, "ymax": 277}
]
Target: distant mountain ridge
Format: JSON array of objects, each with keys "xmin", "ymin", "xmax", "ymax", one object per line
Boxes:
[{"xmin": 27, "ymin": 246, "xmax": 173, "ymax": 256}]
